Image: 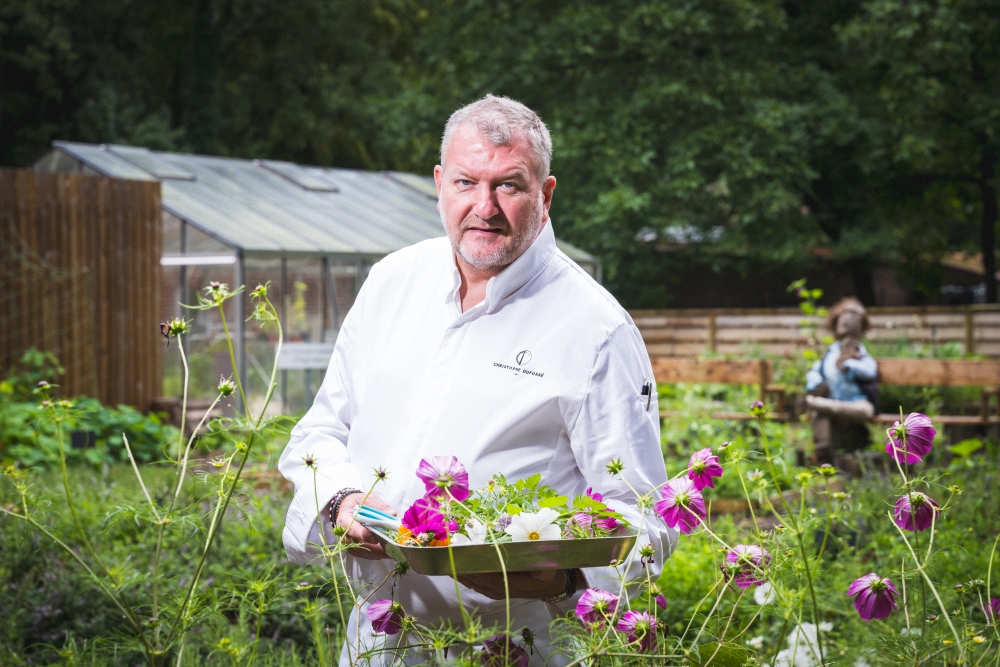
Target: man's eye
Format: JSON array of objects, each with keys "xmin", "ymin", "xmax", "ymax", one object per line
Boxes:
[
  {"xmin": 457, "ymin": 179, "xmax": 472, "ymax": 187},
  {"xmin": 500, "ymin": 182, "xmax": 517, "ymax": 190}
]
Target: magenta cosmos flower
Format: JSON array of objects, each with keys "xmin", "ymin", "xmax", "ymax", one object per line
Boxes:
[
  {"xmin": 479, "ymin": 634, "xmax": 529, "ymax": 667},
  {"xmin": 401, "ymin": 498, "xmax": 447, "ymax": 543},
  {"xmin": 655, "ymin": 477, "xmax": 706, "ymax": 534},
  {"xmin": 985, "ymin": 598, "xmax": 1000, "ymax": 624},
  {"xmin": 617, "ymin": 610, "xmax": 658, "ymax": 652},
  {"xmin": 688, "ymin": 447, "xmax": 724, "ymax": 490},
  {"xmin": 575, "ymin": 588, "xmax": 619, "ymax": 625},
  {"xmin": 724, "ymin": 544, "xmax": 772, "ymax": 588},
  {"xmin": 367, "ymin": 599, "xmax": 405, "ymax": 635},
  {"xmin": 892, "ymin": 492, "xmax": 939, "ymax": 532},
  {"xmin": 885, "ymin": 413, "xmax": 936, "ymax": 464},
  {"xmin": 416, "ymin": 456, "xmax": 470, "ymax": 502},
  {"xmin": 848, "ymin": 573, "xmax": 899, "ymax": 621}
]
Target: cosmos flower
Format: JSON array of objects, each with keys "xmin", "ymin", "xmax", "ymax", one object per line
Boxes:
[
  {"xmin": 505, "ymin": 508, "xmax": 562, "ymax": 542},
  {"xmin": 450, "ymin": 519, "xmax": 489, "ymax": 545},
  {"xmin": 654, "ymin": 478, "xmax": 706, "ymax": 534},
  {"xmin": 984, "ymin": 598, "xmax": 1000, "ymax": 624},
  {"xmin": 367, "ymin": 599, "xmax": 405, "ymax": 635},
  {"xmin": 892, "ymin": 492, "xmax": 939, "ymax": 532},
  {"xmin": 848, "ymin": 573, "xmax": 899, "ymax": 621},
  {"xmin": 400, "ymin": 499, "xmax": 447, "ymax": 544},
  {"xmin": 479, "ymin": 634, "xmax": 529, "ymax": 667},
  {"xmin": 885, "ymin": 413, "xmax": 936, "ymax": 464},
  {"xmin": 724, "ymin": 544, "xmax": 772, "ymax": 588},
  {"xmin": 688, "ymin": 447, "xmax": 724, "ymax": 490},
  {"xmin": 575, "ymin": 588, "xmax": 619, "ymax": 625},
  {"xmin": 416, "ymin": 456, "xmax": 470, "ymax": 502},
  {"xmin": 617, "ymin": 610, "xmax": 658, "ymax": 652},
  {"xmin": 566, "ymin": 512, "xmax": 620, "ymax": 537}
]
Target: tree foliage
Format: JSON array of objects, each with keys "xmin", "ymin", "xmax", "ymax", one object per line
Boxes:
[{"xmin": 1, "ymin": 0, "xmax": 997, "ymax": 304}]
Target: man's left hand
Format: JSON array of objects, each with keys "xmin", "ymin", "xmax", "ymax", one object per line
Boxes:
[{"xmin": 456, "ymin": 569, "xmax": 567, "ymax": 601}]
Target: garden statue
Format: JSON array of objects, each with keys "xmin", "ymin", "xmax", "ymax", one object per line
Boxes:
[{"xmin": 805, "ymin": 297, "xmax": 879, "ymax": 467}]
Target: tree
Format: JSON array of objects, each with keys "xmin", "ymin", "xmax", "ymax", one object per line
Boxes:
[{"xmin": 839, "ymin": 0, "xmax": 1000, "ymax": 302}]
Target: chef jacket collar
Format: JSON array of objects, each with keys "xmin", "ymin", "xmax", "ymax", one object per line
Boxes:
[{"xmin": 447, "ymin": 221, "xmax": 557, "ymax": 316}]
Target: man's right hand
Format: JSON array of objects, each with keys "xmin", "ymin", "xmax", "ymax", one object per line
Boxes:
[{"xmin": 336, "ymin": 493, "xmax": 395, "ymax": 561}]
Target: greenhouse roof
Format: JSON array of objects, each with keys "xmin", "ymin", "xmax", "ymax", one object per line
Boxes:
[{"xmin": 45, "ymin": 141, "xmax": 598, "ymax": 265}]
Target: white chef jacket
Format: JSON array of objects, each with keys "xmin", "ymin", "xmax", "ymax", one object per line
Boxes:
[{"xmin": 279, "ymin": 221, "xmax": 677, "ymax": 665}]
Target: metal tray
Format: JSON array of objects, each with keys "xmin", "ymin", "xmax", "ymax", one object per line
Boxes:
[{"xmin": 372, "ymin": 529, "xmax": 638, "ymax": 576}]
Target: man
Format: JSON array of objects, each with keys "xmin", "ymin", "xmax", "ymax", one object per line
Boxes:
[{"xmin": 279, "ymin": 95, "xmax": 676, "ymax": 666}]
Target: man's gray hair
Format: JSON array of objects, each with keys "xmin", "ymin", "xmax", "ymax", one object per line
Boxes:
[{"xmin": 440, "ymin": 94, "xmax": 552, "ymax": 182}]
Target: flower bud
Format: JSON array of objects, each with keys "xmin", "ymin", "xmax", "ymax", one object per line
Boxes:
[
  {"xmin": 749, "ymin": 400, "xmax": 767, "ymax": 417},
  {"xmin": 606, "ymin": 458, "xmax": 625, "ymax": 475},
  {"xmin": 218, "ymin": 376, "xmax": 236, "ymax": 397}
]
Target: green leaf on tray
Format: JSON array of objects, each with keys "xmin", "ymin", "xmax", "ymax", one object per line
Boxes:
[
  {"xmin": 505, "ymin": 504, "xmax": 522, "ymax": 515},
  {"xmin": 538, "ymin": 495, "xmax": 568, "ymax": 508}
]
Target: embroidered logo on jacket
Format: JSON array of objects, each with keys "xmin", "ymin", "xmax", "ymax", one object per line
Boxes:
[{"xmin": 494, "ymin": 350, "xmax": 544, "ymax": 378}]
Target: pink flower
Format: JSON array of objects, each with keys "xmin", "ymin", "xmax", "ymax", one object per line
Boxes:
[
  {"xmin": 655, "ymin": 593, "xmax": 666, "ymax": 610},
  {"xmin": 617, "ymin": 610, "xmax": 658, "ymax": 652},
  {"xmin": 367, "ymin": 599, "xmax": 405, "ymax": 635},
  {"xmin": 688, "ymin": 447, "xmax": 724, "ymax": 490},
  {"xmin": 848, "ymin": 573, "xmax": 899, "ymax": 621},
  {"xmin": 723, "ymin": 544, "xmax": 772, "ymax": 588},
  {"xmin": 566, "ymin": 512, "xmax": 620, "ymax": 536},
  {"xmin": 575, "ymin": 588, "xmax": 619, "ymax": 625},
  {"xmin": 984, "ymin": 597, "xmax": 1000, "ymax": 624},
  {"xmin": 479, "ymin": 634, "xmax": 529, "ymax": 667},
  {"xmin": 885, "ymin": 413, "xmax": 936, "ymax": 464},
  {"xmin": 585, "ymin": 487, "xmax": 604, "ymax": 502},
  {"xmin": 401, "ymin": 498, "xmax": 447, "ymax": 543},
  {"xmin": 654, "ymin": 478, "xmax": 706, "ymax": 534},
  {"xmin": 892, "ymin": 492, "xmax": 939, "ymax": 532},
  {"xmin": 416, "ymin": 456, "xmax": 470, "ymax": 502}
]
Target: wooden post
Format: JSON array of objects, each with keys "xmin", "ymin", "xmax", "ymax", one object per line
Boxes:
[
  {"xmin": 965, "ymin": 308, "xmax": 975, "ymax": 356},
  {"xmin": 708, "ymin": 313, "xmax": 717, "ymax": 353}
]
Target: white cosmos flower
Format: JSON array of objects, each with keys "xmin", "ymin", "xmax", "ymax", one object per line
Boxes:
[
  {"xmin": 754, "ymin": 581, "xmax": 775, "ymax": 605},
  {"xmin": 505, "ymin": 508, "xmax": 562, "ymax": 542},
  {"xmin": 450, "ymin": 519, "xmax": 489, "ymax": 545}
]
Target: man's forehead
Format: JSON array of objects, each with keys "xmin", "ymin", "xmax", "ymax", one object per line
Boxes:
[{"xmin": 443, "ymin": 123, "xmax": 534, "ymax": 175}]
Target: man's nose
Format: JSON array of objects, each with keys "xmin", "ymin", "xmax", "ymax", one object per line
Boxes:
[{"xmin": 472, "ymin": 183, "xmax": 500, "ymax": 220}]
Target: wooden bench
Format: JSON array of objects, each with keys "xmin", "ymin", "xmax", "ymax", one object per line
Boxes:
[
  {"xmin": 652, "ymin": 357, "xmax": 1000, "ymax": 426},
  {"xmin": 650, "ymin": 358, "xmax": 790, "ymax": 420}
]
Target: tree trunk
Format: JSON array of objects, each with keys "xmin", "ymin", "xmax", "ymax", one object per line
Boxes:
[{"xmin": 979, "ymin": 141, "xmax": 998, "ymax": 303}]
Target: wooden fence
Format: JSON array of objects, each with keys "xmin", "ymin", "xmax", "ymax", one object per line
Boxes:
[
  {"xmin": 631, "ymin": 306, "xmax": 1000, "ymax": 358},
  {"xmin": 0, "ymin": 168, "xmax": 163, "ymax": 411}
]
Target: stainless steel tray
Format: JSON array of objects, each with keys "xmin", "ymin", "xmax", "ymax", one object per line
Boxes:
[{"xmin": 373, "ymin": 529, "xmax": 638, "ymax": 575}]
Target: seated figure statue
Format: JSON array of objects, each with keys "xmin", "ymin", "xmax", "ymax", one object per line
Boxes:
[{"xmin": 805, "ymin": 297, "xmax": 879, "ymax": 466}]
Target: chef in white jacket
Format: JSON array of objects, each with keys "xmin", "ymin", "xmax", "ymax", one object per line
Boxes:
[{"xmin": 279, "ymin": 95, "xmax": 677, "ymax": 666}]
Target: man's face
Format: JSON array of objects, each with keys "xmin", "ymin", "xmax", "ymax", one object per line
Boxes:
[{"xmin": 434, "ymin": 123, "xmax": 556, "ymax": 275}]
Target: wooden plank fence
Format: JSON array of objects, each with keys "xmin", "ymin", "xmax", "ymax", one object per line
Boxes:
[
  {"xmin": 631, "ymin": 306, "xmax": 1000, "ymax": 358},
  {"xmin": 0, "ymin": 168, "xmax": 163, "ymax": 411}
]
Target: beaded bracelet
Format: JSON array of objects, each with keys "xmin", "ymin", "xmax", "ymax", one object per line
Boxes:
[{"xmin": 328, "ymin": 487, "xmax": 362, "ymax": 526}]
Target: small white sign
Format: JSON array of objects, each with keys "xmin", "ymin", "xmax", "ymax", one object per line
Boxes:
[{"xmin": 277, "ymin": 342, "xmax": 335, "ymax": 370}]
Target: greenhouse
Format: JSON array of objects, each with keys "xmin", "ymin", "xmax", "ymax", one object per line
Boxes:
[{"xmin": 33, "ymin": 142, "xmax": 600, "ymax": 413}]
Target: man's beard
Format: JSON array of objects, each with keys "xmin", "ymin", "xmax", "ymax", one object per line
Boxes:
[{"xmin": 442, "ymin": 199, "xmax": 544, "ymax": 272}]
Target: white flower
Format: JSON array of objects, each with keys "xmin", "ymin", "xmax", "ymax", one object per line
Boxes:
[
  {"xmin": 746, "ymin": 635, "xmax": 765, "ymax": 649},
  {"xmin": 505, "ymin": 508, "xmax": 562, "ymax": 542},
  {"xmin": 450, "ymin": 519, "xmax": 489, "ymax": 545},
  {"xmin": 774, "ymin": 623, "xmax": 822, "ymax": 667},
  {"xmin": 754, "ymin": 582, "xmax": 775, "ymax": 605},
  {"xmin": 854, "ymin": 658, "xmax": 871, "ymax": 667}
]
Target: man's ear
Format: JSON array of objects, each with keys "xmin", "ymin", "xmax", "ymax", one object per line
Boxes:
[
  {"xmin": 541, "ymin": 175, "xmax": 557, "ymax": 223},
  {"xmin": 434, "ymin": 165, "xmax": 444, "ymax": 211}
]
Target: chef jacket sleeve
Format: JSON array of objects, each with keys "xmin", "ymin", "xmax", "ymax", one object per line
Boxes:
[
  {"xmin": 278, "ymin": 273, "xmax": 371, "ymax": 564},
  {"xmin": 566, "ymin": 321, "xmax": 679, "ymax": 598}
]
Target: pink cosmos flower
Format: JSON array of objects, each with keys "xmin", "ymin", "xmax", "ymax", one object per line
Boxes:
[
  {"xmin": 655, "ymin": 593, "xmax": 666, "ymax": 609},
  {"xmin": 367, "ymin": 599, "xmax": 405, "ymax": 635},
  {"xmin": 575, "ymin": 588, "xmax": 619, "ymax": 625},
  {"xmin": 401, "ymin": 498, "xmax": 447, "ymax": 542},
  {"xmin": 984, "ymin": 597, "xmax": 1000, "ymax": 624},
  {"xmin": 479, "ymin": 634, "xmax": 529, "ymax": 667},
  {"xmin": 655, "ymin": 477, "xmax": 706, "ymax": 534},
  {"xmin": 892, "ymin": 492, "xmax": 939, "ymax": 532},
  {"xmin": 724, "ymin": 544, "xmax": 772, "ymax": 588},
  {"xmin": 416, "ymin": 456, "xmax": 470, "ymax": 502},
  {"xmin": 617, "ymin": 610, "xmax": 658, "ymax": 652},
  {"xmin": 566, "ymin": 512, "xmax": 620, "ymax": 536},
  {"xmin": 688, "ymin": 447, "xmax": 724, "ymax": 490},
  {"xmin": 585, "ymin": 487, "xmax": 604, "ymax": 502},
  {"xmin": 848, "ymin": 573, "xmax": 899, "ymax": 621},
  {"xmin": 885, "ymin": 413, "xmax": 936, "ymax": 464}
]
